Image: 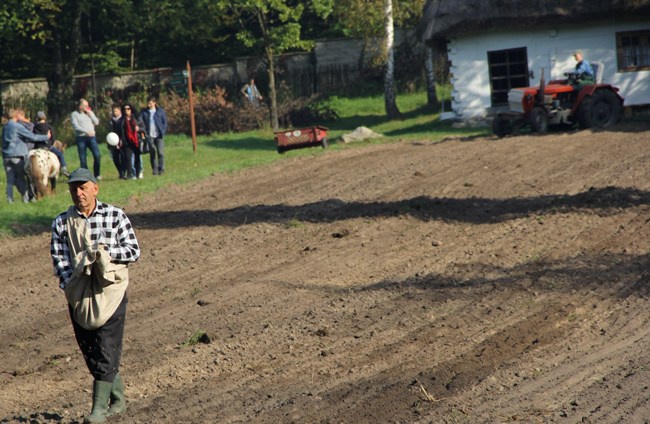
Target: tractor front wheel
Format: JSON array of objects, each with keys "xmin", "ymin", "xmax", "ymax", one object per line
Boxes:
[
  {"xmin": 492, "ymin": 115, "xmax": 513, "ymax": 138},
  {"xmin": 577, "ymin": 89, "xmax": 623, "ymax": 129},
  {"xmin": 529, "ymin": 106, "xmax": 549, "ymax": 133}
]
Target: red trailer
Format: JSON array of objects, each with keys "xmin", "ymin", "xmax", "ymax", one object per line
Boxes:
[{"xmin": 274, "ymin": 126, "xmax": 329, "ymax": 154}]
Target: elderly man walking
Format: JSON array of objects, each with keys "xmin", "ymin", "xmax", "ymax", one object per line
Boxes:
[{"xmin": 51, "ymin": 168, "xmax": 140, "ymax": 422}]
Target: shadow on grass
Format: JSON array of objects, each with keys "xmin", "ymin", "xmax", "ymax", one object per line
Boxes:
[
  {"xmin": 323, "ymin": 114, "xmax": 389, "ymax": 132},
  {"xmin": 130, "ymin": 186, "xmax": 649, "ymax": 229},
  {"xmin": 194, "ymin": 103, "xmax": 466, "ymax": 149},
  {"xmin": 203, "ymin": 135, "xmax": 278, "ymax": 152},
  {"xmin": 322, "ymin": 104, "xmax": 440, "ymax": 133}
]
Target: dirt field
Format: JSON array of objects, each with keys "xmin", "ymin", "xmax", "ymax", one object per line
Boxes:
[{"xmin": 1, "ymin": 122, "xmax": 649, "ymax": 424}]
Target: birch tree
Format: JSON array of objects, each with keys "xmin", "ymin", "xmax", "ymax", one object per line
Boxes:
[
  {"xmin": 334, "ymin": 0, "xmax": 425, "ymax": 119},
  {"xmin": 384, "ymin": 0, "xmax": 400, "ymax": 118}
]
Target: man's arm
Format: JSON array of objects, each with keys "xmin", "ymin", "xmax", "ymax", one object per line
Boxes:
[
  {"xmin": 159, "ymin": 108, "xmax": 168, "ymax": 135},
  {"xmin": 16, "ymin": 124, "xmax": 49, "ymax": 144},
  {"xmin": 88, "ymin": 111, "xmax": 99, "ymax": 126},
  {"xmin": 576, "ymin": 61, "xmax": 594, "ymax": 78},
  {"xmin": 70, "ymin": 112, "xmax": 83, "ymax": 133},
  {"xmin": 51, "ymin": 217, "xmax": 73, "ymax": 289},
  {"xmin": 109, "ymin": 210, "xmax": 140, "ymax": 263}
]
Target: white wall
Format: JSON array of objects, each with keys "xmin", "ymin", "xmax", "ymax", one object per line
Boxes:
[{"xmin": 447, "ymin": 20, "xmax": 650, "ymax": 119}]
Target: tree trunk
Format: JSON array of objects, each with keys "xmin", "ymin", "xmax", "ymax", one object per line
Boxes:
[
  {"xmin": 46, "ymin": 1, "xmax": 84, "ymax": 123},
  {"xmin": 383, "ymin": 0, "xmax": 400, "ymax": 119},
  {"xmin": 424, "ymin": 45, "xmax": 440, "ymax": 110},
  {"xmin": 256, "ymin": 7, "xmax": 279, "ymax": 131},
  {"xmin": 266, "ymin": 46, "xmax": 279, "ymax": 131},
  {"xmin": 47, "ymin": 40, "xmax": 75, "ymax": 124}
]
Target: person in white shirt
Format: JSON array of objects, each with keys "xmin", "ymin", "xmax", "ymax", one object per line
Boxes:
[{"xmin": 139, "ymin": 96, "xmax": 168, "ymax": 176}]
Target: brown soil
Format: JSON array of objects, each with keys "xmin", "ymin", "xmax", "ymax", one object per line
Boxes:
[{"xmin": 1, "ymin": 123, "xmax": 649, "ymax": 424}]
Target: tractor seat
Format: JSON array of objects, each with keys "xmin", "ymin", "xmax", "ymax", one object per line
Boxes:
[{"xmin": 591, "ymin": 61, "xmax": 604, "ymax": 83}]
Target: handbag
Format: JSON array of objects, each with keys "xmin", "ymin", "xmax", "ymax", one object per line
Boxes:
[{"xmin": 139, "ymin": 132, "xmax": 152, "ymax": 154}]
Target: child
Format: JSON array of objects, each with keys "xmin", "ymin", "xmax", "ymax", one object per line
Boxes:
[{"xmin": 33, "ymin": 111, "xmax": 70, "ymax": 177}]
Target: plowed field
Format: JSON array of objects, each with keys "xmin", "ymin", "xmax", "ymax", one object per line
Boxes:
[{"xmin": 1, "ymin": 123, "xmax": 649, "ymax": 423}]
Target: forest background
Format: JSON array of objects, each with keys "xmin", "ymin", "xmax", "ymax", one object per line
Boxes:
[{"xmin": 0, "ymin": 0, "xmax": 444, "ymax": 134}]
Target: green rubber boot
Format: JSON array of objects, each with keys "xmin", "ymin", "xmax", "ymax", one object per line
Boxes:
[
  {"xmin": 106, "ymin": 373, "xmax": 127, "ymax": 417},
  {"xmin": 84, "ymin": 380, "xmax": 112, "ymax": 423}
]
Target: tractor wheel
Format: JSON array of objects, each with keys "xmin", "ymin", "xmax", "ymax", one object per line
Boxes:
[
  {"xmin": 577, "ymin": 89, "xmax": 623, "ymax": 129},
  {"xmin": 492, "ymin": 115, "xmax": 513, "ymax": 138},
  {"xmin": 529, "ymin": 106, "xmax": 549, "ymax": 133}
]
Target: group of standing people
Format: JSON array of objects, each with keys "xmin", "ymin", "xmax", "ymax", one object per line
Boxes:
[
  {"xmin": 107, "ymin": 97, "xmax": 168, "ymax": 179},
  {"xmin": 72, "ymin": 96, "xmax": 168, "ymax": 181},
  {"xmin": 1, "ymin": 108, "xmax": 66, "ymax": 203}
]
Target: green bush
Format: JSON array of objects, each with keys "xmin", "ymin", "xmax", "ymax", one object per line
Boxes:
[{"xmin": 284, "ymin": 95, "xmax": 339, "ymax": 127}]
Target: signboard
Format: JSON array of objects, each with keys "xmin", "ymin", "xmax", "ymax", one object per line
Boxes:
[{"xmin": 170, "ymin": 70, "xmax": 188, "ymax": 96}]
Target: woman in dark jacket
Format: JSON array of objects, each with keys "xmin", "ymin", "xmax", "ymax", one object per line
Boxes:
[{"xmin": 118, "ymin": 103, "xmax": 143, "ymax": 179}]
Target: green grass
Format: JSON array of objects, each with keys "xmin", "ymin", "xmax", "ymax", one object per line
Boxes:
[
  {"xmin": 0, "ymin": 89, "xmax": 488, "ymax": 237},
  {"xmin": 178, "ymin": 330, "xmax": 210, "ymax": 347}
]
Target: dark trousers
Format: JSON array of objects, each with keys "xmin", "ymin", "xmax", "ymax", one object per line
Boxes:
[
  {"xmin": 124, "ymin": 144, "xmax": 142, "ymax": 178},
  {"xmin": 149, "ymin": 137, "xmax": 164, "ymax": 174},
  {"xmin": 109, "ymin": 146, "xmax": 128, "ymax": 178},
  {"xmin": 69, "ymin": 293, "xmax": 127, "ymax": 383}
]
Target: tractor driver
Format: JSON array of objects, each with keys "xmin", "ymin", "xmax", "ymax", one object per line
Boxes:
[{"xmin": 568, "ymin": 51, "xmax": 595, "ymax": 89}]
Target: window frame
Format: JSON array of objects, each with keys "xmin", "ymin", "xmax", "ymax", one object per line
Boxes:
[
  {"xmin": 616, "ymin": 29, "xmax": 650, "ymax": 72},
  {"xmin": 487, "ymin": 47, "xmax": 530, "ymax": 107}
]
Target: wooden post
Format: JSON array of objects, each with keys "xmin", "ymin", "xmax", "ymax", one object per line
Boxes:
[{"xmin": 187, "ymin": 60, "xmax": 197, "ymax": 153}]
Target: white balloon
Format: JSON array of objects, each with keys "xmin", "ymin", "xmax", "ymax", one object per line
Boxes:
[{"xmin": 106, "ymin": 132, "xmax": 119, "ymax": 146}]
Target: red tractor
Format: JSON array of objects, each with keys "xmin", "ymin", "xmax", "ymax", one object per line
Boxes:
[{"xmin": 492, "ymin": 70, "xmax": 624, "ymax": 137}]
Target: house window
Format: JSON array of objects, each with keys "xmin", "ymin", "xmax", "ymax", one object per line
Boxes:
[
  {"xmin": 487, "ymin": 47, "xmax": 529, "ymax": 106},
  {"xmin": 616, "ymin": 30, "xmax": 650, "ymax": 71}
]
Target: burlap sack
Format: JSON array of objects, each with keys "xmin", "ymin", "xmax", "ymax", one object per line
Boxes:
[{"xmin": 64, "ymin": 206, "xmax": 129, "ymax": 330}]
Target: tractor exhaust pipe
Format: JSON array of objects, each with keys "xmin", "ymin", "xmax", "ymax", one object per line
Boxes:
[{"xmin": 537, "ymin": 67, "xmax": 545, "ymax": 105}]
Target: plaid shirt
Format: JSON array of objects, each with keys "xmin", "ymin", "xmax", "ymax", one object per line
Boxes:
[{"xmin": 51, "ymin": 200, "xmax": 140, "ymax": 289}]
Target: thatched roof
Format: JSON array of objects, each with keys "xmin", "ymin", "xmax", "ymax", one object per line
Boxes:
[{"xmin": 418, "ymin": 0, "xmax": 650, "ymax": 43}]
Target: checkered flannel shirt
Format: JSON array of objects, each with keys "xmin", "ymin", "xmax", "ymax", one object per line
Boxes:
[{"xmin": 51, "ymin": 200, "xmax": 140, "ymax": 289}]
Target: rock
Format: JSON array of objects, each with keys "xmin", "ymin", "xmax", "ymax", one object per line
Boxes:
[{"xmin": 340, "ymin": 126, "xmax": 383, "ymax": 143}]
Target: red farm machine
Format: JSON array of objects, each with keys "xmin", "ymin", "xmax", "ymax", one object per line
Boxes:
[{"xmin": 492, "ymin": 69, "xmax": 624, "ymax": 137}]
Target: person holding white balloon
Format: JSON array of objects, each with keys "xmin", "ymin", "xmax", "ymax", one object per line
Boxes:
[{"xmin": 108, "ymin": 105, "xmax": 128, "ymax": 179}]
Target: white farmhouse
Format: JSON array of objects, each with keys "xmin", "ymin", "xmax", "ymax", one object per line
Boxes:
[{"xmin": 418, "ymin": 0, "xmax": 650, "ymax": 119}]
